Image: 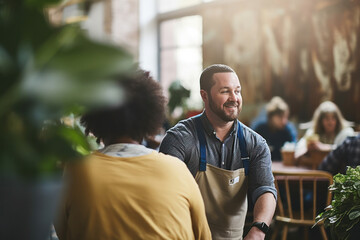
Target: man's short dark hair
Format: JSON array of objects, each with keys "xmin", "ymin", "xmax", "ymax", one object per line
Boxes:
[
  {"xmin": 80, "ymin": 70, "xmax": 166, "ymax": 144},
  {"xmin": 200, "ymin": 64, "xmax": 235, "ymax": 93}
]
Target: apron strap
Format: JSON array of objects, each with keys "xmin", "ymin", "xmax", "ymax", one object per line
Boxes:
[
  {"xmin": 237, "ymin": 122, "xmax": 249, "ymax": 176},
  {"xmin": 193, "ymin": 114, "xmax": 249, "ymax": 175},
  {"xmin": 193, "ymin": 114, "xmax": 207, "ymax": 171}
]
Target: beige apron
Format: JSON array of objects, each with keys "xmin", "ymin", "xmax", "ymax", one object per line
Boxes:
[{"xmin": 195, "ymin": 164, "xmax": 248, "ymax": 240}]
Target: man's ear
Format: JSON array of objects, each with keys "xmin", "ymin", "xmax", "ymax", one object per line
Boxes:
[{"xmin": 200, "ymin": 89, "xmax": 208, "ymax": 102}]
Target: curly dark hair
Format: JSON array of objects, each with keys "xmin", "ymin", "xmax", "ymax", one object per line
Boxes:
[
  {"xmin": 80, "ymin": 70, "xmax": 166, "ymax": 144},
  {"xmin": 200, "ymin": 64, "xmax": 235, "ymax": 93}
]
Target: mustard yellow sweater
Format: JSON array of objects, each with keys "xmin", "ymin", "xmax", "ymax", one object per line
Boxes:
[{"xmin": 55, "ymin": 151, "xmax": 211, "ymax": 240}]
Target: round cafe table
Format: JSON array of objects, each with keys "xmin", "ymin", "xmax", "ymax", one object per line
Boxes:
[
  {"xmin": 279, "ymin": 149, "xmax": 331, "ymax": 170},
  {"xmin": 272, "ymin": 161, "xmax": 311, "ymax": 172}
]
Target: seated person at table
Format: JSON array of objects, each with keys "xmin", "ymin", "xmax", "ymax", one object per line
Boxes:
[
  {"xmin": 252, "ymin": 96, "xmax": 297, "ymax": 161},
  {"xmin": 55, "ymin": 70, "xmax": 211, "ymax": 240},
  {"xmin": 318, "ymin": 133, "xmax": 360, "ymax": 175},
  {"xmin": 295, "ymin": 101, "xmax": 354, "ymax": 161}
]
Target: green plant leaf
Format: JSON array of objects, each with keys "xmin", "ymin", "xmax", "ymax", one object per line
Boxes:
[
  {"xmin": 315, "ymin": 166, "xmax": 360, "ymax": 240},
  {"xmin": 346, "ymin": 218, "xmax": 360, "ymax": 232},
  {"xmin": 56, "ymin": 124, "xmax": 91, "ymax": 155},
  {"xmin": 349, "ymin": 210, "xmax": 360, "ymax": 220},
  {"xmin": 19, "ymin": 26, "xmax": 134, "ymax": 114},
  {"xmin": 0, "ymin": 0, "xmax": 136, "ymax": 179}
]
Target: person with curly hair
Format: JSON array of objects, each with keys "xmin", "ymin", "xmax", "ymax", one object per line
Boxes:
[{"xmin": 55, "ymin": 70, "xmax": 211, "ymax": 240}]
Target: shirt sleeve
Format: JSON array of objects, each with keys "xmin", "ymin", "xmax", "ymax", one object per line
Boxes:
[
  {"xmin": 247, "ymin": 131, "xmax": 277, "ymax": 204},
  {"xmin": 286, "ymin": 122, "xmax": 298, "ymax": 142},
  {"xmin": 318, "ymin": 136, "xmax": 351, "ymax": 175},
  {"xmin": 334, "ymin": 127, "xmax": 355, "ymax": 146},
  {"xmin": 318, "ymin": 150, "xmax": 341, "ymax": 175},
  {"xmin": 159, "ymin": 128, "xmax": 187, "ymax": 162}
]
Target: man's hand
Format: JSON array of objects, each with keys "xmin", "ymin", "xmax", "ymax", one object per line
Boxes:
[
  {"xmin": 307, "ymin": 140, "xmax": 320, "ymax": 151},
  {"xmin": 307, "ymin": 141, "xmax": 333, "ymax": 151}
]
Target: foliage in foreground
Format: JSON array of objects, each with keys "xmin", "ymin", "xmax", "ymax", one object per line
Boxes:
[{"xmin": 315, "ymin": 166, "xmax": 360, "ymax": 240}]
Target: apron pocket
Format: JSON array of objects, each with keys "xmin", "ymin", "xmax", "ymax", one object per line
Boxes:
[{"xmin": 209, "ymin": 222, "xmax": 243, "ymax": 240}]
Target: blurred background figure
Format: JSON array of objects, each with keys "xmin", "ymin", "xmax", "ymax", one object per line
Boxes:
[
  {"xmin": 252, "ymin": 96, "xmax": 297, "ymax": 161},
  {"xmin": 295, "ymin": 101, "xmax": 354, "ymax": 162},
  {"xmin": 55, "ymin": 70, "xmax": 211, "ymax": 240},
  {"xmin": 318, "ymin": 133, "xmax": 360, "ymax": 175}
]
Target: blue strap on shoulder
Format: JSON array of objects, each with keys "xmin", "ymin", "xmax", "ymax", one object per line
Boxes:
[
  {"xmin": 237, "ymin": 122, "xmax": 249, "ymax": 176},
  {"xmin": 193, "ymin": 114, "xmax": 249, "ymax": 175},
  {"xmin": 193, "ymin": 114, "xmax": 207, "ymax": 171}
]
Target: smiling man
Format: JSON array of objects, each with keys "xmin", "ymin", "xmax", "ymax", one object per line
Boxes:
[{"xmin": 159, "ymin": 64, "xmax": 277, "ymax": 240}]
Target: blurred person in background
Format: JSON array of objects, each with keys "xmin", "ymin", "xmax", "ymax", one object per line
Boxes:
[
  {"xmin": 252, "ymin": 96, "xmax": 297, "ymax": 161},
  {"xmin": 55, "ymin": 70, "xmax": 211, "ymax": 240},
  {"xmin": 295, "ymin": 101, "xmax": 354, "ymax": 161},
  {"xmin": 318, "ymin": 133, "xmax": 360, "ymax": 175}
]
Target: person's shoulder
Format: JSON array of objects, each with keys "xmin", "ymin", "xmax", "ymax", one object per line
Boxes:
[
  {"xmin": 285, "ymin": 121, "xmax": 297, "ymax": 131},
  {"xmin": 284, "ymin": 121, "xmax": 297, "ymax": 138},
  {"xmin": 240, "ymin": 121, "xmax": 261, "ymax": 135},
  {"xmin": 353, "ymin": 134, "xmax": 360, "ymax": 146},
  {"xmin": 167, "ymin": 118, "xmax": 196, "ymax": 135},
  {"xmin": 63, "ymin": 152, "xmax": 103, "ymax": 176},
  {"xmin": 69, "ymin": 152, "xmax": 101, "ymax": 166},
  {"xmin": 303, "ymin": 128, "xmax": 314, "ymax": 136},
  {"xmin": 339, "ymin": 126, "xmax": 355, "ymax": 135},
  {"xmin": 239, "ymin": 121, "xmax": 267, "ymax": 143},
  {"xmin": 154, "ymin": 150, "xmax": 182, "ymax": 162},
  {"xmin": 156, "ymin": 150, "xmax": 183, "ymax": 160},
  {"xmin": 342, "ymin": 133, "xmax": 360, "ymax": 146},
  {"xmin": 334, "ymin": 127, "xmax": 355, "ymax": 145},
  {"xmin": 153, "ymin": 151, "xmax": 192, "ymax": 173},
  {"xmin": 253, "ymin": 121, "xmax": 267, "ymax": 131}
]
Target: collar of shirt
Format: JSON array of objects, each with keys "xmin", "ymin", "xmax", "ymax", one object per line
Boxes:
[
  {"xmin": 200, "ymin": 111, "xmax": 238, "ymax": 140},
  {"xmin": 99, "ymin": 143, "xmax": 153, "ymax": 157}
]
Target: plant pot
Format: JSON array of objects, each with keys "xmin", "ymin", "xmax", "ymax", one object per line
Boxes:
[{"xmin": 0, "ymin": 176, "xmax": 63, "ymax": 240}]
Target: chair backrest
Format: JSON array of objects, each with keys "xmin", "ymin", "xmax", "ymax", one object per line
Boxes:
[{"xmin": 273, "ymin": 170, "xmax": 333, "ymax": 226}]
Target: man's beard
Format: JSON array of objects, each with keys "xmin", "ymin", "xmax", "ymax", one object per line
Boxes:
[{"xmin": 208, "ymin": 95, "xmax": 240, "ymax": 122}]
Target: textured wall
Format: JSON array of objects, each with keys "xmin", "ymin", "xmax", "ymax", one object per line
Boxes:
[
  {"xmin": 202, "ymin": 0, "xmax": 360, "ymax": 125},
  {"xmin": 106, "ymin": 0, "xmax": 139, "ymax": 58},
  {"xmin": 48, "ymin": 0, "xmax": 139, "ymax": 58}
]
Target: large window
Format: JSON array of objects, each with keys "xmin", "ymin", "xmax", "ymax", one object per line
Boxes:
[
  {"xmin": 139, "ymin": 0, "xmax": 222, "ymax": 112},
  {"xmin": 157, "ymin": 0, "xmax": 202, "ymax": 13},
  {"xmin": 159, "ymin": 15, "xmax": 203, "ymax": 109}
]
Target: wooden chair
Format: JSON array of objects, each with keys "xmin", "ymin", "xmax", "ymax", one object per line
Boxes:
[{"xmin": 271, "ymin": 170, "xmax": 333, "ymax": 240}]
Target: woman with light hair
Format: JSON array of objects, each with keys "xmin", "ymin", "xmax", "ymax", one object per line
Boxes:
[{"xmin": 295, "ymin": 101, "xmax": 354, "ymax": 159}]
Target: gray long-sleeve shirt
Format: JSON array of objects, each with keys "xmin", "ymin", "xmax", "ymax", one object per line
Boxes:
[{"xmin": 159, "ymin": 113, "xmax": 277, "ymax": 204}]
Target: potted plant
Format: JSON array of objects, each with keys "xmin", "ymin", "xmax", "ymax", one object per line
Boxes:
[
  {"xmin": 167, "ymin": 80, "xmax": 191, "ymax": 125},
  {"xmin": 0, "ymin": 0, "xmax": 134, "ymax": 239},
  {"xmin": 314, "ymin": 166, "xmax": 360, "ymax": 240}
]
